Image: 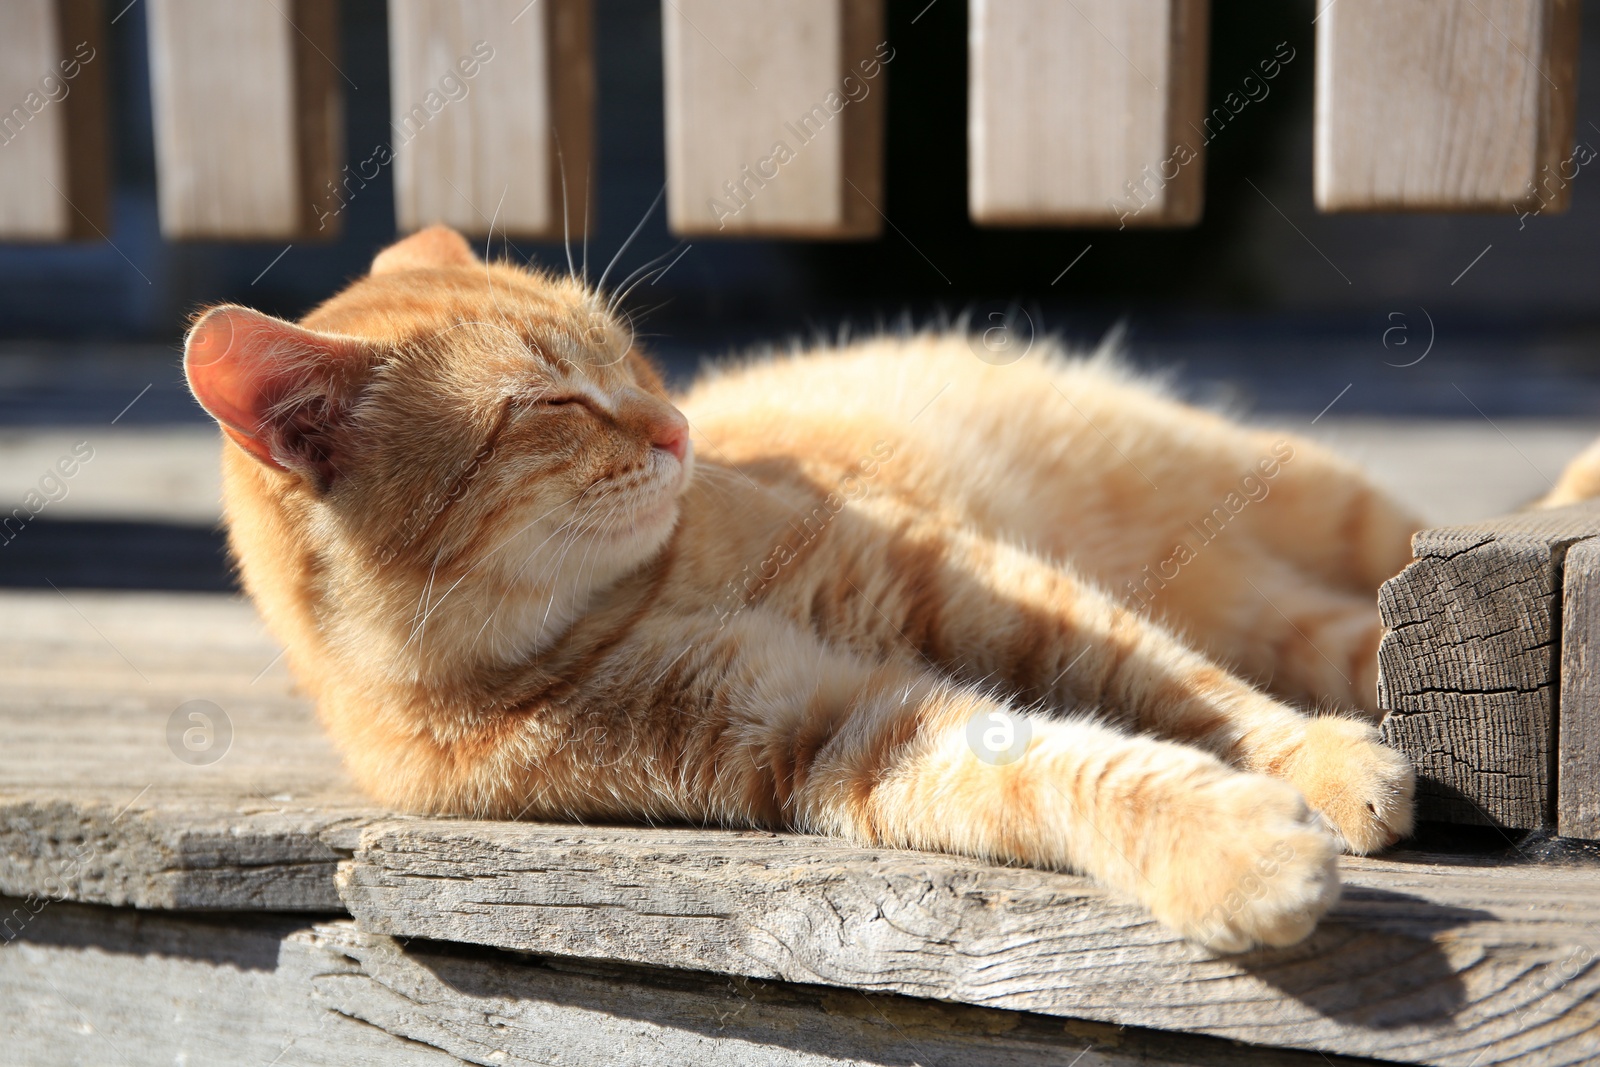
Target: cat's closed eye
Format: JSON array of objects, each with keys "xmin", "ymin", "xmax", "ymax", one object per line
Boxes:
[{"xmin": 516, "ymin": 394, "xmax": 583, "ymax": 410}]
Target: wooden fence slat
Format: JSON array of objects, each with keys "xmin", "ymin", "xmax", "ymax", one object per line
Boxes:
[
  {"xmin": 662, "ymin": 0, "xmax": 885, "ymax": 238},
  {"xmin": 387, "ymin": 0, "xmax": 591, "ymax": 240},
  {"xmin": 0, "ymin": 0, "xmax": 109, "ymax": 241},
  {"xmin": 147, "ymin": 0, "xmax": 342, "ymax": 240},
  {"xmin": 968, "ymin": 0, "xmax": 1209, "ymax": 228},
  {"xmin": 1314, "ymin": 0, "xmax": 1581, "ymax": 213}
]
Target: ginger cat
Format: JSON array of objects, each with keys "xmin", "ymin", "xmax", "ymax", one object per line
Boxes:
[{"xmin": 185, "ymin": 225, "xmax": 1442, "ymax": 953}]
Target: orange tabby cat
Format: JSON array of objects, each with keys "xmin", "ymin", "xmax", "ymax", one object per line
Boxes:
[{"xmin": 185, "ymin": 226, "xmax": 1440, "ymax": 953}]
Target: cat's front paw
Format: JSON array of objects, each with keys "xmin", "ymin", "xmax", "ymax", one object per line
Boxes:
[
  {"xmin": 1147, "ymin": 773, "xmax": 1340, "ymax": 953},
  {"xmin": 1280, "ymin": 716, "xmax": 1414, "ymax": 854}
]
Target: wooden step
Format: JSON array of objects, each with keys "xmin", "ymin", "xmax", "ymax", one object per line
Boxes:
[{"xmin": 4, "ymin": 588, "xmax": 1599, "ymax": 1065}]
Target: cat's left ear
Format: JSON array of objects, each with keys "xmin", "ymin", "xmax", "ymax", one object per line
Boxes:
[
  {"xmin": 184, "ymin": 305, "xmax": 372, "ymax": 488},
  {"xmin": 370, "ymin": 225, "xmax": 478, "ymax": 275}
]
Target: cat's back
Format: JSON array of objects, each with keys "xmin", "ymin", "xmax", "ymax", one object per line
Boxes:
[{"xmin": 676, "ymin": 332, "xmax": 1204, "ymax": 495}]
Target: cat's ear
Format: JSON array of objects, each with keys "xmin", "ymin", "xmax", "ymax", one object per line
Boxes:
[
  {"xmin": 184, "ymin": 305, "xmax": 370, "ymax": 487},
  {"xmin": 370, "ymin": 225, "xmax": 478, "ymax": 275}
]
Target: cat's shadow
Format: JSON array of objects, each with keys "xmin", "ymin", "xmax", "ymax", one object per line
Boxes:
[{"xmin": 1221, "ymin": 884, "xmax": 1489, "ymax": 1029}]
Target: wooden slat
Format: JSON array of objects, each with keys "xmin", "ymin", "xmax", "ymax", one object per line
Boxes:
[
  {"xmin": 341, "ymin": 820, "xmax": 1600, "ymax": 1067},
  {"xmin": 0, "ymin": 0, "xmax": 109, "ymax": 241},
  {"xmin": 2, "ymin": 904, "xmax": 1367, "ymax": 1067},
  {"xmin": 968, "ymin": 0, "xmax": 1209, "ymax": 227},
  {"xmin": 0, "ymin": 590, "xmax": 379, "ymax": 910},
  {"xmin": 1314, "ymin": 0, "xmax": 1581, "ymax": 213},
  {"xmin": 1559, "ymin": 538, "xmax": 1600, "ymax": 840},
  {"xmin": 146, "ymin": 0, "xmax": 342, "ymax": 239},
  {"xmin": 387, "ymin": 0, "xmax": 591, "ymax": 240},
  {"xmin": 662, "ymin": 0, "xmax": 885, "ymax": 238},
  {"xmin": 1377, "ymin": 501, "xmax": 1600, "ymax": 830}
]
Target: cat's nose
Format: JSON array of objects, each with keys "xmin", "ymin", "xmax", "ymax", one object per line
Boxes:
[{"xmin": 651, "ymin": 413, "xmax": 690, "ymax": 462}]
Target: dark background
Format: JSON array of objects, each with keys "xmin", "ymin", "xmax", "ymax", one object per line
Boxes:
[{"xmin": 2, "ymin": 0, "xmax": 1600, "ymax": 422}]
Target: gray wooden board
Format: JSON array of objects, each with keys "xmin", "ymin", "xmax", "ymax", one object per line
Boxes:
[
  {"xmin": 1560, "ymin": 538, "xmax": 1600, "ymax": 839},
  {"xmin": 0, "ymin": 590, "xmax": 384, "ymax": 909},
  {"xmin": 1378, "ymin": 501, "xmax": 1600, "ymax": 829},
  {"xmin": 6, "ymin": 590, "xmax": 1600, "ymax": 1064},
  {"xmin": 340, "ymin": 819, "xmax": 1600, "ymax": 1067},
  {"xmin": 0, "ymin": 899, "xmax": 1377, "ymax": 1067}
]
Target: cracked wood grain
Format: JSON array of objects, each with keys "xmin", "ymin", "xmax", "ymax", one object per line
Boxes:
[
  {"xmin": 337, "ymin": 819, "xmax": 1600, "ymax": 1066},
  {"xmin": 3, "ymin": 899, "xmax": 1369, "ymax": 1066},
  {"xmin": 1378, "ymin": 500, "xmax": 1600, "ymax": 829}
]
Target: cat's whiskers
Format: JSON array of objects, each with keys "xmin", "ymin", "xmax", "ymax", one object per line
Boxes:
[
  {"xmin": 553, "ymin": 130, "xmax": 577, "ymax": 283},
  {"xmin": 535, "ymin": 491, "xmax": 621, "ymax": 633},
  {"xmin": 595, "ymin": 184, "xmax": 666, "ymax": 308},
  {"xmin": 408, "ymin": 545, "xmax": 447, "ymax": 653},
  {"xmin": 392, "ymin": 483, "xmax": 602, "ymax": 662},
  {"xmin": 452, "ymin": 466, "xmax": 673, "ymax": 665},
  {"xmin": 467, "ymin": 488, "xmax": 621, "ymax": 653}
]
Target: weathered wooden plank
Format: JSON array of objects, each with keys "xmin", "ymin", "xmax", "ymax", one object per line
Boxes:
[
  {"xmin": 146, "ymin": 0, "xmax": 343, "ymax": 238},
  {"xmin": 968, "ymin": 0, "xmax": 1209, "ymax": 227},
  {"xmin": 0, "ymin": 904, "xmax": 458, "ymax": 1065},
  {"xmin": 2, "ymin": 901, "xmax": 1370, "ymax": 1067},
  {"xmin": 339, "ymin": 819, "xmax": 1600, "ymax": 1067},
  {"xmin": 387, "ymin": 0, "xmax": 592, "ymax": 239},
  {"xmin": 0, "ymin": 590, "xmax": 382, "ymax": 909},
  {"xmin": 1378, "ymin": 501, "xmax": 1600, "ymax": 829},
  {"xmin": 1314, "ymin": 0, "xmax": 1581, "ymax": 213},
  {"xmin": 662, "ymin": 0, "xmax": 886, "ymax": 237},
  {"xmin": 0, "ymin": 0, "xmax": 109, "ymax": 241},
  {"xmin": 1559, "ymin": 538, "xmax": 1600, "ymax": 840}
]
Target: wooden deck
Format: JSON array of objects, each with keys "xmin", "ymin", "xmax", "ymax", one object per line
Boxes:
[{"xmin": 2, "ymin": 588, "xmax": 1598, "ymax": 1065}]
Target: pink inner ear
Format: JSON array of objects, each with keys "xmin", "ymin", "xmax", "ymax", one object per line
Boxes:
[{"xmin": 184, "ymin": 306, "xmax": 356, "ymax": 474}]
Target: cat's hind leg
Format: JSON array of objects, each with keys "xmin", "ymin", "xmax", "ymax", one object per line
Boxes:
[
  {"xmin": 1157, "ymin": 545, "xmax": 1390, "ymax": 717},
  {"xmin": 1235, "ymin": 429, "xmax": 1421, "ymax": 595}
]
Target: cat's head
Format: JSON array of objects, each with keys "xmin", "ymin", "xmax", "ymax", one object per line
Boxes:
[{"xmin": 184, "ymin": 226, "xmax": 692, "ymax": 679}]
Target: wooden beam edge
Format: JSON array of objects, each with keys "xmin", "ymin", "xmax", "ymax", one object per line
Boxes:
[{"xmin": 335, "ymin": 819, "xmax": 1600, "ymax": 1066}]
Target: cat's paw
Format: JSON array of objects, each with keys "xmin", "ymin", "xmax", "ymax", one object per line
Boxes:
[
  {"xmin": 1279, "ymin": 716, "xmax": 1414, "ymax": 854},
  {"xmin": 1146, "ymin": 773, "xmax": 1340, "ymax": 953}
]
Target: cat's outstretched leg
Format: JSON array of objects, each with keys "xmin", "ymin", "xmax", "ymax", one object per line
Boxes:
[
  {"xmin": 809, "ymin": 522, "xmax": 1414, "ymax": 855},
  {"xmin": 632, "ymin": 614, "xmax": 1344, "ymax": 953},
  {"xmin": 795, "ymin": 689, "xmax": 1342, "ymax": 953}
]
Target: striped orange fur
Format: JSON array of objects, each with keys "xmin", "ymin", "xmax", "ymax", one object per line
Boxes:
[{"xmin": 187, "ymin": 226, "xmax": 1436, "ymax": 952}]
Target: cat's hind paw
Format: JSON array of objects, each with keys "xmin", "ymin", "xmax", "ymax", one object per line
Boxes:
[{"xmin": 1148, "ymin": 774, "xmax": 1341, "ymax": 954}]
